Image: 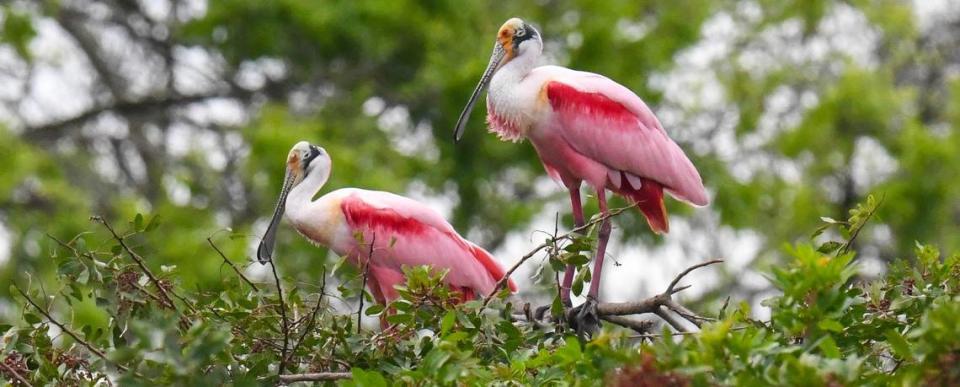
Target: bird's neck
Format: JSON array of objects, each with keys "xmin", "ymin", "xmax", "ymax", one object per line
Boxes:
[
  {"xmin": 285, "ymin": 168, "xmax": 329, "ymax": 217},
  {"xmin": 498, "ymin": 50, "xmax": 540, "ymax": 83},
  {"xmin": 487, "ymin": 51, "xmax": 542, "ymax": 141}
]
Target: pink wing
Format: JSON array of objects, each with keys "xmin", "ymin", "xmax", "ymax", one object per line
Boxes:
[
  {"xmin": 544, "ymin": 73, "xmax": 709, "ymax": 206},
  {"xmin": 340, "ymin": 191, "xmax": 518, "ymax": 296}
]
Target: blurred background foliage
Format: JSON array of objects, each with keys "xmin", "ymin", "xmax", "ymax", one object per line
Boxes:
[{"xmin": 0, "ymin": 0, "xmax": 959, "ymax": 323}]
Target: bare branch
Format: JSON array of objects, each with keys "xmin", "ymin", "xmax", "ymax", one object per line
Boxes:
[
  {"xmin": 207, "ymin": 237, "xmax": 260, "ymax": 292},
  {"xmin": 654, "ymin": 308, "xmax": 689, "ymax": 333},
  {"xmin": 666, "ymin": 259, "xmax": 723, "ymax": 295},
  {"xmin": 0, "ymin": 358, "xmax": 33, "ymax": 387},
  {"xmin": 22, "ymin": 92, "xmax": 248, "ymax": 143},
  {"xmin": 512, "ymin": 259, "xmax": 724, "ymax": 336},
  {"xmin": 278, "ymin": 372, "xmax": 352, "ymax": 383},
  {"xmin": 600, "ymin": 316, "xmax": 654, "ymax": 334},
  {"xmin": 358, "ymin": 234, "xmax": 375, "ymax": 334},
  {"xmin": 269, "ymin": 260, "xmax": 290, "ymax": 375},
  {"xmin": 286, "ymin": 266, "xmax": 326, "ymax": 366}
]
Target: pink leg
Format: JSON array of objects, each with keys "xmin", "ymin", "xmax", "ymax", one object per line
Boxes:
[
  {"xmin": 561, "ymin": 186, "xmax": 585, "ymax": 307},
  {"xmin": 587, "ymin": 189, "xmax": 612, "ymax": 300}
]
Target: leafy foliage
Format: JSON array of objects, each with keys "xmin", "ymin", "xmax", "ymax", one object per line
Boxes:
[{"xmin": 1, "ymin": 198, "xmax": 958, "ymax": 385}]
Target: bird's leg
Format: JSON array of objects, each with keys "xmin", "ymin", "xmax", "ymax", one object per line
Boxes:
[
  {"xmin": 560, "ymin": 186, "xmax": 585, "ymax": 307},
  {"xmin": 587, "ymin": 188, "xmax": 611, "ymax": 300},
  {"xmin": 569, "ymin": 189, "xmax": 610, "ymax": 339}
]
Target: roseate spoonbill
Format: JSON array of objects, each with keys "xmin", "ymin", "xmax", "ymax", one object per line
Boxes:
[
  {"xmin": 453, "ymin": 18, "xmax": 708, "ymax": 329},
  {"xmin": 257, "ymin": 141, "xmax": 517, "ymax": 313}
]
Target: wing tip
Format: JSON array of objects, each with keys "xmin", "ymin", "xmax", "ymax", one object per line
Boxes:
[{"xmin": 468, "ymin": 242, "xmax": 518, "ymax": 293}]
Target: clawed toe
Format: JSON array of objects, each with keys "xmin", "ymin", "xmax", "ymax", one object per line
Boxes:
[{"xmin": 567, "ymin": 296, "xmax": 601, "ymax": 340}]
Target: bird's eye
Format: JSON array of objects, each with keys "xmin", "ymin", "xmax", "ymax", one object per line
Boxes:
[{"xmin": 516, "ymin": 28, "xmax": 526, "ymax": 37}]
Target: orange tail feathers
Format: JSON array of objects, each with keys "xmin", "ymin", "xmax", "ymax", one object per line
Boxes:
[{"xmin": 616, "ymin": 176, "xmax": 669, "ymax": 234}]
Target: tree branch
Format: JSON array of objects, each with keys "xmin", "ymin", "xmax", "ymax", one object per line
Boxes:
[
  {"xmin": 278, "ymin": 372, "xmax": 352, "ymax": 383},
  {"xmin": 511, "ymin": 260, "xmax": 723, "ymax": 333},
  {"xmin": 600, "ymin": 316, "xmax": 654, "ymax": 334},
  {"xmin": 23, "ymin": 93, "xmax": 247, "ymax": 143},
  {"xmin": 91, "ymin": 216, "xmax": 177, "ymax": 310},
  {"xmin": 358, "ymin": 234, "xmax": 375, "ymax": 334},
  {"xmin": 207, "ymin": 237, "xmax": 260, "ymax": 292},
  {"xmin": 269, "ymin": 260, "xmax": 290, "ymax": 375},
  {"xmin": 286, "ymin": 266, "xmax": 326, "ymax": 366},
  {"xmin": 14, "ymin": 286, "xmax": 129, "ymax": 373},
  {"xmin": 0, "ymin": 358, "xmax": 33, "ymax": 387}
]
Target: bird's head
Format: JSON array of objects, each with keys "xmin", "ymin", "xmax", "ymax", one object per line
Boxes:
[
  {"xmin": 495, "ymin": 18, "xmax": 542, "ymax": 67},
  {"xmin": 453, "ymin": 17, "xmax": 541, "ymax": 142},
  {"xmin": 257, "ymin": 141, "xmax": 329, "ymax": 264},
  {"xmin": 285, "ymin": 140, "xmax": 330, "ymax": 187}
]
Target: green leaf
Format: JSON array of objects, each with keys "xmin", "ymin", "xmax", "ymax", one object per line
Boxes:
[
  {"xmin": 818, "ymin": 241, "xmax": 843, "ymax": 254},
  {"xmin": 440, "ymin": 311, "xmax": 456, "ymax": 335},
  {"xmin": 550, "ymin": 295, "xmax": 564, "ymax": 320},
  {"xmin": 884, "ymin": 329, "xmax": 912, "ymax": 360},
  {"xmin": 811, "ymin": 224, "xmax": 830, "ymax": 239},
  {"xmin": 349, "ymin": 368, "xmax": 388, "ymax": 387},
  {"xmin": 364, "ymin": 304, "xmax": 384, "ymax": 316},
  {"xmin": 818, "ymin": 319, "xmax": 843, "ymax": 332},
  {"xmin": 134, "ymin": 213, "xmax": 144, "ymax": 231},
  {"xmin": 817, "ymin": 336, "xmax": 841, "ymax": 358},
  {"xmin": 565, "ymin": 253, "xmax": 590, "ymax": 266},
  {"xmin": 144, "ymin": 214, "xmax": 161, "ymax": 232},
  {"xmin": 23, "ymin": 312, "xmax": 41, "ymax": 324},
  {"xmin": 571, "ymin": 277, "xmax": 583, "ymax": 296}
]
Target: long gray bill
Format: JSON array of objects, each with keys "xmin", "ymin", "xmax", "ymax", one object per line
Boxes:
[
  {"xmin": 453, "ymin": 43, "xmax": 506, "ymax": 142},
  {"xmin": 257, "ymin": 171, "xmax": 294, "ymax": 264}
]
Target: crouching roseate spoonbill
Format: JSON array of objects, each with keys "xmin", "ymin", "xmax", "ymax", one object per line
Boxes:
[
  {"xmin": 257, "ymin": 141, "xmax": 517, "ymax": 315},
  {"xmin": 453, "ymin": 18, "xmax": 708, "ymax": 330}
]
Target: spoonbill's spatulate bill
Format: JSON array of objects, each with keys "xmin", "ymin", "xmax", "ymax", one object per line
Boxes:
[
  {"xmin": 258, "ymin": 141, "xmax": 517, "ymax": 317},
  {"xmin": 454, "ymin": 18, "xmax": 708, "ymax": 327}
]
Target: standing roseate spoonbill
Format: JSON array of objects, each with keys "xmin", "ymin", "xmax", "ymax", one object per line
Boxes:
[
  {"xmin": 257, "ymin": 141, "xmax": 517, "ymax": 315},
  {"xmin": 453, "ymin": 18, "xmax": 708, "ymax": 329}
]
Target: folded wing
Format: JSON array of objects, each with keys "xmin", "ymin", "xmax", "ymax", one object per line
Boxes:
[
  {"xmin": 340, "ymin": 191, "xmax": 518, "ymax": 296},
  {"xmin": 544, "ymin": 72, "xmax": 708, "ymax": 207}
]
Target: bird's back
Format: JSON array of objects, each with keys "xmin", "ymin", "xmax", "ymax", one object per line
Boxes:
[{"xmin": 336, "ymin": 189, "xmax": 518, "ymax": 296}]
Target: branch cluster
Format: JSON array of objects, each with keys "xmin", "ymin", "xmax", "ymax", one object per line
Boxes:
[{"xmin": 512, "ymin": 260, "xmax": 723, "ymax": 334}]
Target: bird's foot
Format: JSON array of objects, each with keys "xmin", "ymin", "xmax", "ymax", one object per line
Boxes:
[{"xmin": 567, "ymin": 296, "xmax": 601, "ymax": 341}]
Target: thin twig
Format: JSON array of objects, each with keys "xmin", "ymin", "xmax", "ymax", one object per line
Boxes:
[
  {"xmin": 840, "ymin": 194, "xmax": 884, "ymax": 255},
  {"xmin": 91, "ymin": 216, "xmax": 176, "ymax": 310},
  {"xmin": 287, "ymin": 266, "xmax": 326, "ymax": 365},
  {"xmin": 667, "ymin": 259, "xmax": 723, "ymax": 295},
  {"xmin": 358, "ymin": 234, "xmax": 375, "ymax": 334},
  {"xmin": 44, "ymin": 233, "xmax": 96, "ymax": 262},
  {"xmin": 207, "ymin": 237, "xmax": 260, "ymax": 292},
  {"xmin": 269, "ymin": 261, "xmax": 290, "ymax": 375},
  {"xmin": 14, "ymin": 286, "xmax": 129, "ymax": 373},
  {"xmin": 0, "ymin": 359, "xmax": 33, "ymax": 387},
  {"xmin": 278, "ymin": 372, "xmax": 352, "ymax": 383},
  {"xmin": 630, "ymin": 326, "xmax": 749, "ymax": 340},
  {"xmin": 482, "ymin": 204, "xmax": 638, "ymax": 308}
]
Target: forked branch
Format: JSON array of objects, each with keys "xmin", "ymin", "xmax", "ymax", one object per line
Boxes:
[{"xmin": 512, "ymin": 259, "xmax": 723, "ymax": 333}]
